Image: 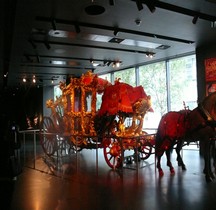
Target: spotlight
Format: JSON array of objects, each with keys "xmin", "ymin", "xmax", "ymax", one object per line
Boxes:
[
  {"xmin": 146, "ymin": 53, "xmax": 154, "ymax": 58},
  {"xmin": 135, "ymin": 0, "xmax": 143, "ymax": 11},
  {"xmin": 23, "ymin": 78, "xmax": 26, "ymax": 83},
  {"xmin": 33, "ymin": 76, "xmax": 36, "ymax": 83},
  {"xmin": 116, "ymin": 61, "xmax": 120, "ymax": 68},
  {"xmin": 192, "ymin": 14, "xmax": 199, "ymax": 24},
  {"xmin": 112, "ymin": 61, "xmax": 121, "ymax": 68},
  {"xmin": 4, "ymin": 72, "xmax": 8, "ymax": 78}
]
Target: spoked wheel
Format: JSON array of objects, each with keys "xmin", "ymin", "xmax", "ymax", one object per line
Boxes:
[
  {"xmin": 138, "ymin": 141, "xmax": 153, "ymax": 160},
  {"xmin": 103, "ymin": 137, "xmax": 122, "ymax": 169},
  {"xmin": 40, "ymin": 117, "xmax": 57, "ymax": 156}
]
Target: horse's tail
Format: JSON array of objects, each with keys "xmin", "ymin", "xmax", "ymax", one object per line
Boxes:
[{"xmin": 155, "ymin": 126, "xmax": 164, "ymax": 157}]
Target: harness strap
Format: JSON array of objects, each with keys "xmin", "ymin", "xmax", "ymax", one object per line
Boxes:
[
  {"xmin": 198, "ymin": 103, "xmax": 213, "ymax": 121},
  {"xmin": 198, "ymin": 103, "xmax": 216, "ymax": 127}
]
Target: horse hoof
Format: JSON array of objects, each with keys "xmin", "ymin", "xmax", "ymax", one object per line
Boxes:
[
  {"xmin": 210, "ymin": 174, "xmax": 215, "ymax": 180},
  {"xmin": 170, "ymin": 168, "xmax": 175, "ymax": 175},
  {"xmin": 206, "ymin": 176, "xmax": 213, "ymax": 183},
  {"xmin": 159, "ymin": 170, "xmax": 164, "ymax": 177},
  {"xmin": 182, "ymin": 165, "xmax": 187, "ymax": 171}
]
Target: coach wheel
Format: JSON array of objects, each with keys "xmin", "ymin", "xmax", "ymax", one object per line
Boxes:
[
  {"xmin": 138, "ymin": 142, "xmax": 152, "ymax": 160},
  {"xmin": 103, "ymin": 137, "xmax": 122, "ymax": 169},
  {"xmin": 40, "ymin": 117, "xmax": 57, "ymax": 156}
]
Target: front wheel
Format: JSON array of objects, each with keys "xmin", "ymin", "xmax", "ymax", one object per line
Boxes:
[
  {"xmin": 138, "ymin": 141, "xmax": 153, "ymax": 160},
  {"xmin": 103, "ymin": 137, "xmax": 122, "ymax": 169}
]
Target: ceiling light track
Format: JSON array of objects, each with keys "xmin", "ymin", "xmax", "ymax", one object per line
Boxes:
[
  {"xmin": 32, "ymin": 39, "xmax": 157, "ymax": 55},
  {"xmin": 20, "ymin": 63, "xmax": 95, "ymax": 70},
  {"xmin": 23, "ymin": 54, "xmax": 110, "ymax": 63},
  {"xmin": 132, "ymin": 0, "xmax": 216, "ymax": 22},
  {"xmin": 35, "ymin": 16, "xmax": 194, "ymax": 44}
]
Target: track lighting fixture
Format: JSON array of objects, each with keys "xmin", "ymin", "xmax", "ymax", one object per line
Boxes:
[
  {"xmin": 113, "ymin": 28, "xmax": 119, "ymax": 36},
  {"xmin": 74, "ymin": 23, "xmax": 81, "ymax": 33},
  {"xmin": 112, "ymin": 61, "xmax": 122, "ymax": 68},
  {"xmin": 192, "ymin": 14, "xmax": 199, "ymax": 24},
  {"xmin": 32, "ymin": 75, "xmax": 36, "ymax": 83},
  {"xmin": 51, "ymin": 18, "xmax": 57, "ymax": 30},
  {"xmin": 135, "ymin": 0, "xmax": 143, "ymax": 11},
  {"xmin": 44, "ymin": 40, "xmax": 51, "ymax": 50},
  {"xmin": 145, "ymin": 0, "xmax": 156, "ymax": 13},
  {"xmin": 4, "ymin": 72, "xmax": 8, "ymax": 78},
  {"xmin": 145, "ymin": 52, "xmax": 154, "ymax": 58},
  {"xmin": 29, "ymin": 39, "xmax": 37, "ymax": 49},
  {"xmin": 109, "ymin": 0, "xmax": 115, "ymax": 6},
  {"xmin": 37, "ymin": 55, "xmax": 40, "ymax": 63},
  {"xmin": 211, "ymin": 21, "xmax": 216, "ymax": 28},
  {"xmin": 107, "ymin": 61, "xmax": 112, "ymax": 66}
]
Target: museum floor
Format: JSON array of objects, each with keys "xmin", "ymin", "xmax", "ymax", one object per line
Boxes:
[{"xmin": 2, "ymin": 134, "xmax": 216, "ymax": 210}]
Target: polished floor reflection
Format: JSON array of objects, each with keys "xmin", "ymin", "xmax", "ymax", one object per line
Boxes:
[{"xmin": 2, "ymin": 137, "xmax": 216, "ymax": 210}]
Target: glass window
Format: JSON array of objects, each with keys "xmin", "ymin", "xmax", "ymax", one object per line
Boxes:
[
  {"xmin": 168, "ymin": 54, "xmax": 197, "ymax": 111},
  {"xmin": 98, "ymin": 73, "xmax": 111, "ymax": 82},
  {"xmin": 139, "ymin": 62, "xmax": 167, "ymax": 130},
  {"xmin": 96, "ymin": 73, "xmax": 111, "ymax": 111},
  {"xmin": 54, "ymin": 85, "xmax": 62, "ymax": 101},
  {"xmin": 113, "ymin": 68, "xmax": 136, "ymax": 86}
]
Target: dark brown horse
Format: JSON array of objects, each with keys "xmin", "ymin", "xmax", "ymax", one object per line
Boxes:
[{"xmin": 155, "ymin": 92, "xmax": 216, "ymax": 182}]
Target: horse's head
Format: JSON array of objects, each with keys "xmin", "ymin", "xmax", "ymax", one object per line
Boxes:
[{"xmin": 201, "ymin": 92, "xmax": 216, "ymax": 122}]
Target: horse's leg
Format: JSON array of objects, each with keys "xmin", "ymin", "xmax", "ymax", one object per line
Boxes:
[
  {"xmin": 156, "ymin": 154, "xmax": 164, "ymax": 176},
  {"xmin": 166, "ymin": 149, "xmax": 175, "ymax": 175},
  {"xmin": 209, "ymin": 141, "xmax": 215, "ymax": 179},
  {"xmin": 203, "ymin": 140, "xmax": 214, "ymax": 182},
  {"xmin": 212, "ymin": 141, "xmax": 216, "ymax": 175},
  {"xmin": 176, "ymin": 140, "xmax": 186, "ymax": 170}
]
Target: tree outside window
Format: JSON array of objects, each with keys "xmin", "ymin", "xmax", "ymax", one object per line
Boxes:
[
  {"xmin": 113, "ymin": 68, "xmax": 136, "ymax": 86},
  {"xmin": 169, "ymin": 55, "xmax": 197, "ymax": 111},
  {"xmin": 139, "ymin": 62, "xmax": 167, "ymax": 129}
]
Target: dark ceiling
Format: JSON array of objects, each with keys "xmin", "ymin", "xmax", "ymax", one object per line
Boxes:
[{"xmin": 1, "ymin": 0, "xmax": 216, "ymax": 88}]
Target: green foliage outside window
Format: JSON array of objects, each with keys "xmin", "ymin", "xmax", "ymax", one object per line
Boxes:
[
  {"xmin": 114, "ymin": 68, "xmax": 136, "ymax": 86},
  {"xmin": 169, "ymin": 55, "xmax": 197, "ymax": 111},
  {"xmin": 139, "ymin": 62, "xmax": 167, "ymax": 116}
]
